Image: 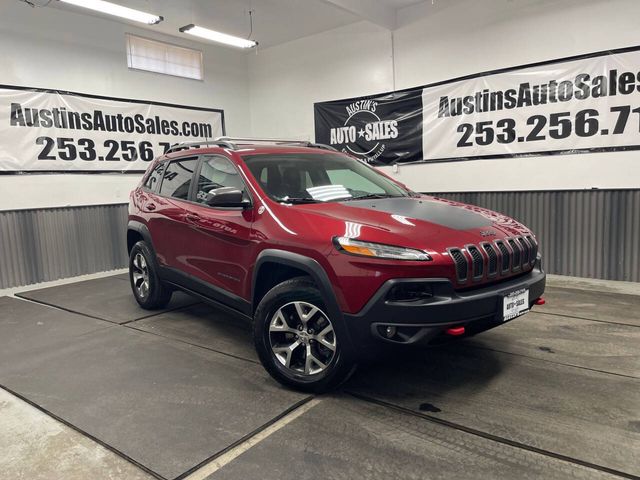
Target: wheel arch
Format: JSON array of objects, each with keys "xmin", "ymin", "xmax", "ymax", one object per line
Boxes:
[
  {"xmin": 127, "ymin": 220, "xmax": 153, "ymax": 254},
  {"xmin": 252, "ymin": 250, "xmax": 345, "ymax": 329}
]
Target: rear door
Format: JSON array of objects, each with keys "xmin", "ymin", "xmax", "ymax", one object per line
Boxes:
[{"xmin": 146, "ymin": 156, "xmax": 199, "ymax": 270}]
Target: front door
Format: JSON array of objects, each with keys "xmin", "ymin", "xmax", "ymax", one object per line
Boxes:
[{"xmin": 181, "ymin": 154, "xmax": 255, "ymax": 307}]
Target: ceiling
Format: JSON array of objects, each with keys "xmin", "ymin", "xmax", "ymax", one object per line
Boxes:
[{"xmin": 48, "ymin": 0, "xmax": 428, "ymax": 49}]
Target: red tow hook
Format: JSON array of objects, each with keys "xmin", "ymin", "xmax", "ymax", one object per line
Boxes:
[
  {"xmin": 445, "ymin": 326, "xmax": 465, "ymax": 336},
  {"xmin": 535, "ymin": 297, "xmax": 546, "ymax": 305}
]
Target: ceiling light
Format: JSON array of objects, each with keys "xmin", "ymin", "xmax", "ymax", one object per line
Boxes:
[
  {"xmin": 179, "ymin": 24, "xmax": 257, "ymax": 49},
  {"xmin": 58, "ymin": 0, "xmax": 163, "ymax": 25}
]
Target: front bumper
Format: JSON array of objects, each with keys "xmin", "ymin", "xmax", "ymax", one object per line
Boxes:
[{"xmin": 343, "ymin": 259, "xmax": 545, "ymax": 348}]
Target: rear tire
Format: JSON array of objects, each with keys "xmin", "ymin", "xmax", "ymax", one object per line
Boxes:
[
  {"xmin": 129, "ymin": 241, "xmax": 172, "ymax": 310},
  {"xmin": 253, "ymin": 277, "xmax": 356, "ymax": 393}
]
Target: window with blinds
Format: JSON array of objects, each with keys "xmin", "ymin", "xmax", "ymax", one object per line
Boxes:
[{"xmin": 126, "ymin": 34, "xmax": 203, "ymax": 80}]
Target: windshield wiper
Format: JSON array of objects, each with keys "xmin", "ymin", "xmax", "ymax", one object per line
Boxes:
[{"xmin": 346, "ymin": 193, "xmax": 403, "ymax": 201}]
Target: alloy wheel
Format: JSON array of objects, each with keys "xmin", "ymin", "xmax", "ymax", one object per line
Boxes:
[
  {"xmin": 132, "ymin": 252, "xmax": 150, "ymax": 299},
  {"xmin": 269, "ymin": 301, "xmax": 336, "ymax": 376}
]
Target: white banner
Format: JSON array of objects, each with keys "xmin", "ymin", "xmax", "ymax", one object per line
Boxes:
[
  {"xmin": 422, "ymin": 48, "xmax": 640, "ymax": 161},
  {"xmin": 0, "ymin": 86, "xmax": 224, "ymax": 172}
]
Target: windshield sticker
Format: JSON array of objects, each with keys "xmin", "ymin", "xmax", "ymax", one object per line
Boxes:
[{"xmin": 306, "ymin": 185, "xmax": 352, "ymax": 201}]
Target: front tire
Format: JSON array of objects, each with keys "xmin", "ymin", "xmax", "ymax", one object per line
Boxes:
[
  {"xmin": 253, "ymin": 277, "xmax": 356, "ymax": 392},
  {"xmin": 129, "ymin": 241, "xmax": 172, "ymax": 310}
]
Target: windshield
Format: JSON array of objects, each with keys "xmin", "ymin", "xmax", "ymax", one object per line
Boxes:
[{"xmin": 242, "ymin": 153, "xmax": 410, "ymax": 203}]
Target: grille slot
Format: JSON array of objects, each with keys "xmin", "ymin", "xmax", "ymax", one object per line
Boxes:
[
  {"xmin": 508, "ymin": 238, "xmax": 521, "ymax": 271},
  {"xmin": 482, "ymin": 243, "xmax": 498, "ymax": 276},
  {"xmin": 467, "ymin": 245, "xmax": 484, "ymax": 279},
  {"xmin": 495, "ymin": 240, "xmax": 510, "ymax": 273},
  {"xmin": 449, "ymin": 248, "xmax": 468, "ymax": 282},
  {"xmin": 518, "ymin": 237, "xmax": 530, "ymax": 265},
  {"xmin": 526, "ymin": 235, "xmax": 538, "ymax": 265}
]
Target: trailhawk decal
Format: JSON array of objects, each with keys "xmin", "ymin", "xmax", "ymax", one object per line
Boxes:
[
  {"xmin": 314, "ymin": 45, "xmax": 640, "ymax": 165},
  {"xmin": 339, "ymin": 197, "xmax": 493, "ymax": 230}
]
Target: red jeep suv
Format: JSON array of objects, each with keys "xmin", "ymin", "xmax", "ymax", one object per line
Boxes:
[{"xmin": 127, "ymin": 137, "xmax": 546, "ymax": 392}]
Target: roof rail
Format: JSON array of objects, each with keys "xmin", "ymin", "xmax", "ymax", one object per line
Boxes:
[
  {"xmin": 216, "ymin": 136, "xmax": 337, "ymax": 151},
  {"xmin": 164, "ymin": 137, "xmax": 337, "ymax": 154},
  {"xmin": 216, "ymin": 136, "xmax": 306, "ymax": 145},
  {"xmin": 307, "ymin": 143, "xmax": 338, "ymax": 152},
  {"xmin": 165, "ymin": 140, "xmax": 235, "ymax": 154}
]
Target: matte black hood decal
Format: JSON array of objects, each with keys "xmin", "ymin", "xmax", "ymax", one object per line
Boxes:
[{"xmin": 340, "ymin": 197, "xmax": 493, "ymax": 230}]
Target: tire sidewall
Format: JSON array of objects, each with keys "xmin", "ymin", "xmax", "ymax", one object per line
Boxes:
[
  {"xmin": 254, "ymin": 278, "xmax": 354, "ymax": 392},
  {"xmin": 129, "ymin": 241, "xmax": 170, "ymax": 309}
]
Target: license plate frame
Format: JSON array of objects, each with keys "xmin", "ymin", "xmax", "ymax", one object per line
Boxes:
[{"xmin": 502, "ymin": 288, "xmax": 529, "ymax": 322}]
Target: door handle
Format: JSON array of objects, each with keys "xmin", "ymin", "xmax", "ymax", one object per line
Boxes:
[
  {"xmin": 146, "ymin": 203, "xmax": 156, "ymax": 211},
  {"xmin": 186, "ymin": 213, "xmax": 201, "ymax": 222}
]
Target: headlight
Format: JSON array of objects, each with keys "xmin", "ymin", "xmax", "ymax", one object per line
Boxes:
[{"xmin": 334, "ymin": 237, "xmax": 431, "ymax": 261}]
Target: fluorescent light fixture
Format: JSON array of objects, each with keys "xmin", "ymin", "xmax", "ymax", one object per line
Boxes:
[
  {"xmin": 179, "ymin": 24, "xmax": 257, "ymax": 49},
  {"xmin": 58, "ymin": 0, "xmax": 163, "ymax": 25}
]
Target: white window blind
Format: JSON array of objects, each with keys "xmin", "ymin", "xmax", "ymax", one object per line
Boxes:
[{"xmin": 126, "ymin": 34, "xmax": 203, "ymax": 80}]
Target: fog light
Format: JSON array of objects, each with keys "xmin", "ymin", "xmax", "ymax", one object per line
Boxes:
[
  {"xmin": 387, "ymin": 283, "xmax": 433, "ymax": 302},
  {"xmin": 384, "ymin": 326, "xmax": 397, "ymax": 338}
]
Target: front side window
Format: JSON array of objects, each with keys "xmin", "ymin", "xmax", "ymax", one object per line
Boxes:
[
  {"xmin": 195, "ymin": 155, "xmax": 249, "ymax": 204},
  {"xmin": 158, "ymin": 157, "xmax": 198, "ymax": 200},
  {"xmin": 242, "ymin": 153, "xmax": 409, "ymax": 203}
]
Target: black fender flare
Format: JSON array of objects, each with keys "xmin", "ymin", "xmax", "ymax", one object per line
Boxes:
[
  {"xmin": 127, "ymin": 220, "xmax": 153, "ymax": 252},
  {"xmin": 252, "ymin": 249, "xmax": 352, "ymax": 348}
]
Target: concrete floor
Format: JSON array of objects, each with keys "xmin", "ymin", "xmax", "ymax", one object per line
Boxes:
[
  {"xmin": 0, "ymin": 388, "xmax": 151, "ymax": 480},
  {"xmin": 0, "ymin": 273, "xmax": 638, "ymax": 480}
]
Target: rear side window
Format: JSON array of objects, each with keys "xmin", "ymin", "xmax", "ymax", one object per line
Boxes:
[
  {"xmin": 158, "ymin": 157, "xmax": 198, "ymax": 200},
  {"xmin": 144, "ymin": 162, "xmax": 166, "ymax": 192}
]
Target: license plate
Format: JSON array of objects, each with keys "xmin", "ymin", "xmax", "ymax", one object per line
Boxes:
[{"xmin": 503, "ymin": 288, "xmax": 529, "ymax": 321}]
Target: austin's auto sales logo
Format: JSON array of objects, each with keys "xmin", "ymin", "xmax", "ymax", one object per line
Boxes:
[{"xmin": 329, "ymin": 100, "xmax": 398, "ymax": 162}]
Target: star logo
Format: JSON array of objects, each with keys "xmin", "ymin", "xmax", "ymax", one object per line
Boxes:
[{"xmin": 358, "ymin": 128, "xmax": 365, "ymax": 138}]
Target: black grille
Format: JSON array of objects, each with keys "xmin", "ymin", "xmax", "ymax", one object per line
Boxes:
[
  {"xmin": 467, "ymin": 245, "xmax": 484, "ymax": 279},
  {"xmin": 449, "ymin": 248, "xmax": 468, "ymax": 282},
  {"xmin": 508, "ymin": 238, "xmax": 521, "ymax": 271},
  {"xmin": 482, "ymin": 243, "xmax": 498, "ymax": 276},
  {"xmin": 495, "ymin": 240, "xmax": 510, "ymax": 273},
  {"xmin": 518, "ymin": 237, "xmax": 530, "ymax": 265},
  {"xmin": 526, "ymin": 235, "xmax": 538, "ymax": 265},
  {"xmin": 450, "ymin": 236, "xmax": 537, "ymax": 283}
]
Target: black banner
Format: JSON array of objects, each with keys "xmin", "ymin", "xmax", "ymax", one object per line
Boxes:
[
  {"xmin": 314, "ymin": 45, "xmax": 640, "ymax": 166},
  {"xmin": 314, "ymin": 89, "xmax": 423, "ymax": 165}
]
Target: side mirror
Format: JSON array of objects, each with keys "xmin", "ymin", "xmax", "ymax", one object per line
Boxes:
[{"xmin": 205, "ymin": 187, "xmax": 250, "ymax": 208}]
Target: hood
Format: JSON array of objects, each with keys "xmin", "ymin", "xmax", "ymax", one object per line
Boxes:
[{"xmin": 287, "ymin": 195, "xmax": 532, "ymax": 254}]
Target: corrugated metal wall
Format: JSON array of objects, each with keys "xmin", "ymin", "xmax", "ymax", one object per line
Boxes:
[
  {"xmin": 431, "ymin": 189, "xmax": 640, "ymax": 282},
  {"xmin": 0, "ymin": 204, "xmax": 128, "ymax": 289},
  {"xmin": 0, "ymin": 189, "xmax": 638, "ymax": 289}
]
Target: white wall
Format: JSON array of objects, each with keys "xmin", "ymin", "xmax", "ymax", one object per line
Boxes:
[
  {"xmin": 248, "ymin": 21, "xmax": 394, "ymax": 140},
  {"xmin": 248, "ymin": 0, "xmax": 640, "ymax": 192},
  {"xmin": 0, "ymin": 0, "xmax": 250, "ymax": 210},
  {"xmin": 3, "ymin": 0, "xmax": 640, "ymax": 206}
]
